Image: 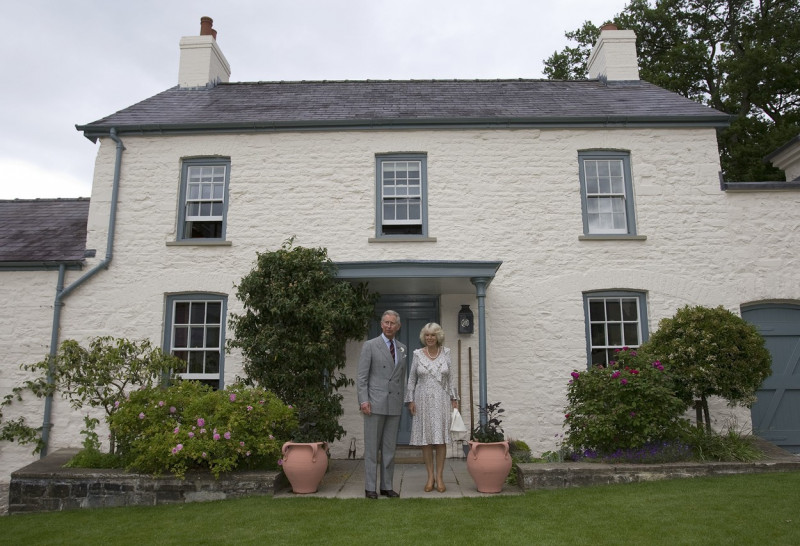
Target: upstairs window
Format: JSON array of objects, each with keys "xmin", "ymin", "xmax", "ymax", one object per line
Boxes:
[
  {"xmin": 178, "ymin": 158, "xmax": 230, "ymax": 240},
  {"xmin": 578, "ymin": 151, "xmax": 637, "ymax": 236},
  {"xmin": 376, "ymin": 154, "xmax": 428, "ymax": 238},
  {"xmin": 583, "ymin": 291, "xmax": 649, "ymax": 368}
]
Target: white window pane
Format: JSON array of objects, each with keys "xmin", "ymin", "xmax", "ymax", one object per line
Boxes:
[
  {"xmin": 383, "ymin": 203, "xmax": 395, "ymax": 221},
  {"xmin": 188, "ymin": 184, "xmax": 200, "ymax": 199},
  {"xmin": 201, "ymin": 184, "xmax": 212, "ymax": 199},
  {"xmin": 213, "ymin": 184, "xmax": 224, "ymax": 199}
]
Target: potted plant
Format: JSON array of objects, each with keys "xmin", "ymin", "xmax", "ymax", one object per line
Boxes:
[
  {"xmin": 466, "ymin": 401, "xmax": 512, "ymax": 493},
  {"xmin": 228, "ymin": 239, "xmax": 377, "ymax": 493}
]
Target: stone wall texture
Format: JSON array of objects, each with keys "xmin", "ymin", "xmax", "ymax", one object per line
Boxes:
[{"xmin": 3, "ymin": 125, "xmax": 799, "ymax": 482}]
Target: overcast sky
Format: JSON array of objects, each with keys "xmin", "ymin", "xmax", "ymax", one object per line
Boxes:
[{"xmin": 0, "ymin": 0, "xmax": 628, "ymax": 200}]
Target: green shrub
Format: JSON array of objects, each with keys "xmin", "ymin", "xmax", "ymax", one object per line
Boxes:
[
  {"xmin": 564, "ymin": 348, "xmax": 690, "ymax": 455},
  {"xmin": 109, "ymin": 381, "xmax": 296, "ymax": 478},
  {"xmin": 644, "ymin": 305, "xmax": 772, "ymax": 429},
  {"xmin": 681, "ymin": 427, "xmax": 763, "ymax": 462}
]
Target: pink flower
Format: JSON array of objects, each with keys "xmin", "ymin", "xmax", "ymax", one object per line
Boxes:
[
  {"xmin": 188, "ymin": 432, "xmax": 195, "ymax": 438},
  {"xmin": 202, "ymin": 452, "xmax": 207, "ymax": 458},
  {"xmin": 246, "ymin": 451, "xmax": 251, "ymax": 457},
  {"xmin": 213, "ymin": 433, "xmax": 221, "ymax": 441},
  {"xmin": 247, "ymin": 405, "xmax": 253, "ymax": 412},
  {"xmin": 169, "ymin": 406, "xmax": 177, "ymax": 414},
  {"xmin": 224, "ymin": 431, "xmax": 231, "ymax": 440},
  {"xmin": 176, "ymin": 443, "xmax": 183, "ymax": 451},
  {"xmin": 200, "ymin": 428, "xmax": 207, "ymax": 434},
  {"xmin": 240, "ymin": 441, "xmax": 246, "ymax": 447},
  {"xmin": 173, "ymin": 427, "xmax": 180, "ymax": 434},
  {"xmin": 158, "ymin": 401, "xmax": 165, "ymax": 407},
  {"xmin": 571, "ymin": 371, "xmax": 580, "ymax": 379},
  {"xmin": 229, "ymin": 393, "xmax": 236, "ymax": 402},
  {"xmin": 630, "ymin": 369, "xmax": 639, "ymax": 375},
  {"xmin": 138, "ymin": 412, "xmax": 145, "ymax": 420},
  {"xmin": 620, "ymin": 379, "xmax": 628, "ymax": 385},
  {"xmin": 259, "ymin": 400, "xmax": 265, "ymax": 405},
  {"xmin": 269, "ymin": 434, "xmax": 274, "ymax": 440},
  {"xmin": 197, "ymin": 418, "xmax": 205, "ymax": 427},
  {"xmin": 611, "ymin": 371, "xmax": 621, "ymax": 379}
]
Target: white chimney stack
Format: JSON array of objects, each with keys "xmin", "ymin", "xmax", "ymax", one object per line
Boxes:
[
  {"xmin": 587, "ymin": 23, "xmax": 640, "ymax": 81},
  {"xmin": 178, "ymin": 16, "xmax": 231, "ymax": 88}
]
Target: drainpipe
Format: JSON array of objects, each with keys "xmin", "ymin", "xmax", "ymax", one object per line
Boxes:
[
  {"xmin": 40, "ymin": 129, "xmax": 124, "ymax": 457},
  {"xmin": 471, "ymin": 277, "xmax": 490, "ymax": 426}
]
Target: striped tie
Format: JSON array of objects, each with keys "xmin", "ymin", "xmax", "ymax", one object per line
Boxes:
[{"xmin": 389, "ymin": 340, "xmax": 396, "ymax": 364}]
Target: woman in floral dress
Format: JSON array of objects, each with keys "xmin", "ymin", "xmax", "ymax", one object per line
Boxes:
[{"xmin": 405, "ymin": 322, "xmax": 459, "ymax": 492}]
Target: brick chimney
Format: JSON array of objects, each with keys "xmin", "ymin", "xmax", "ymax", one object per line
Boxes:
[
  {"xmin": 178, "ymin": 16, "xmax": 231, "ymax": 88},
  {"xmin": 587, "ymin": 23, "xmax": 640, "ymax": 81}
]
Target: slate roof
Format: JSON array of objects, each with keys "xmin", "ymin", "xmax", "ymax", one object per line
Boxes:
[
  {"xmin": 77, "ymin": 79, "xmax": 731, "ymax": 140},
  {"xmin": 0, "ymin": 199, "xmax": 90, "ymax": 267}
]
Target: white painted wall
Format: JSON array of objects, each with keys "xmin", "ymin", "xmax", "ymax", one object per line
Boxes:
[{"xmin": 3, "ymin": 124, "xmax": 798, "ymax": 480}]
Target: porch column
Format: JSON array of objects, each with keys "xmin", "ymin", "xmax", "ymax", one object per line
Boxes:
[{"xmin": 471, "ymin": 276, "xmax": 490, "ymax": 425}]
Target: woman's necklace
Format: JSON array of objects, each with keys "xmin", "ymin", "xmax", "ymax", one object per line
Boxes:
[{"xmin": 424, "ymin": 346, "xmax": 440, "ymax": 360}]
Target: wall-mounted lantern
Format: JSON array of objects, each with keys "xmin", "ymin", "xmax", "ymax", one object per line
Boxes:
[{"xmin": 458, "ymin": 305, "xmax": 474, "ymax": 334}]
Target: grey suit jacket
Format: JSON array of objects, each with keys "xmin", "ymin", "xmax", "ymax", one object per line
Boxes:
[{"xmin": 357, "ymin": 335, "xmax": 408, "ymax": 415}]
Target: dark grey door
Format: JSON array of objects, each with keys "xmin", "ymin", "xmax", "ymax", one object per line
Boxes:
[
  {"xmin": 742, "ymin": 303, "xmax": 800, "ymax": 454},
  {"xmin": 367, "ymin": 295, "xmax": 439, "ymax": 445}
]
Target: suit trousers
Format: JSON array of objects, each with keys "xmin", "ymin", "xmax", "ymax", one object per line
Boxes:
[{"xmin": 363, "ymin": 412, "xmax": 400, "ymax": 492}]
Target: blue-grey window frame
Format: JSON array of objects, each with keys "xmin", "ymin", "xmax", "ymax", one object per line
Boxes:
[
  {"xmin": 582, "ymin": 290, "xmax": 649, "ymax": 368},
  {"xmin": 578, "ymin": 150, "xmax": 637, "ymax": 236},
  {"xmin": 177, "ymin": 157, "xmax": 231, "ymax": 241},
  {"xmin": 375, "ymin": 153, "xmax": 428, "ymax": 239},
  {"xmin": 163, "ymin": 293, "xmax": 228, "ymax": 389}
]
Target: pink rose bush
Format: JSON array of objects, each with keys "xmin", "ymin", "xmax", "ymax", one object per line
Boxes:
[{"xmin": 109, "ymin": 381, "xmax": 297, "ymax": 478}]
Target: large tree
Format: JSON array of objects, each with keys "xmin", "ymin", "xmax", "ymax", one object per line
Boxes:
[{"xmin": 543, "ymin": 0, "xmax": 800, "ymax": 182}]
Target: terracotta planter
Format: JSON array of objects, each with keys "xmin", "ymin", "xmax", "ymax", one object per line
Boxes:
[
  {"xmin": 466, "ymin": 440, "xmax": 512, "ymax": 493},
  {"xmin": 281, "ymin": 441, "xmax": 328, "ymax": 494}
]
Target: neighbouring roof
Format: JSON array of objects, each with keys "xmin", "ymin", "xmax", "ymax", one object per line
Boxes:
[
  {"xmin": 0, "ymin": 198, "xmax": 90, "ymax": 268},
  {"xmin": 77, "ymin": 79, "xmax": 731, "ymax": 140}
]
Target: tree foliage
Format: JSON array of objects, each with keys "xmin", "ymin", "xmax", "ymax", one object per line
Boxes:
[
  {"xmin": 228, "ymin": 239, "xmax": 378, "ymax": 443},
  {"xmin": 643, "ymin": 305, "xmax": 772, "ymax": 429},
  {"xmin": 543, "ymin": 0, "xmax": 800, "ymax": 182}
]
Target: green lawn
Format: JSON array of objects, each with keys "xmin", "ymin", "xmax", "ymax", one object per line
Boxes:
[{"xmin": 2, "ymin": 472, "xmax": 798, "ymax": 545}]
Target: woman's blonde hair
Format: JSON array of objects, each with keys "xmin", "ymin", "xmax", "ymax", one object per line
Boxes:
[{"xmin": 419, "ymin": 322, "xmax": 445, "ymax": 346}]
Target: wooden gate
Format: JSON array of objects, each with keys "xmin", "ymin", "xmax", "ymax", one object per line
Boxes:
[{"xmin": 742, "ymin": 303, "xmax": 800, "ymax": 454}]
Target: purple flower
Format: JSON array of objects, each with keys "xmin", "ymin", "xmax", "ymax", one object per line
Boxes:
[
  {"xmin": 571, "ymin": 372, "xmax": 580, "ymax": 379},
  {"xmin": 229, "ymin": 393, "xmax": 236, "ymax": 402},
  {"xmin": 158, "ymin": 401, "xmax": 165, "ymax": 407},
  {"xmin": 611, "ymin": 371, "xmax": 621, "ymax": 379},
  {"xmin": 620, "ymin": 379, "xmax": 628, "ymax": 385},
  {"xmin": 202, "ymin": 452, "xmax": 207, "ymax": 458},
  {"xmin": 169, "ymin": 406, "xmax": 177, "ymax": 414},
  {"xmin": 138, "ymin": 412, "xmax": 145, "ymax": 420},
  {"xmin": 224, "ymin": 431, "xmax": 231, "ymax": 440},
  {"xmin": 197, "ymin": 418, "xmax": 205, "ymax": 427},
  {"xmin": 188, "ymin": 432, "xmax": 195, "ymax": 438},
  {"xmin": 114, "ymin": 401, "xmax": 120, "ymax": 408}
]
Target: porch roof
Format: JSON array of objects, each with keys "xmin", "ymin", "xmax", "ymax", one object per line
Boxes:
[{"xmin": 334, "ymin": 260, "xmax": 502, "ymax": 295}]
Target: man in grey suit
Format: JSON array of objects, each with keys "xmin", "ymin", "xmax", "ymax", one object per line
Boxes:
[{"xmin": 357, "ymin": 310, "xmax": 407, "ymax": 499}]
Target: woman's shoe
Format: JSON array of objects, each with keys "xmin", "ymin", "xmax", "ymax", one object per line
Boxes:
[
  {"xmin": 437, "ymin": 483, "xmax": 446, "ymax": 493},
  {"xmin": 424, "ymin": 480, "xmax": 434, "ymax": 492}
]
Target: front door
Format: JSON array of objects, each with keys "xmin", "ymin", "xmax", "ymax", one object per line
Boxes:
[
  {"xmin": 742, "ymin": 303, "xmax": 800, "ymax": 454},
  {"xmin": 367, "ymin": 295, "xmax": 439, "ymax": 445}
]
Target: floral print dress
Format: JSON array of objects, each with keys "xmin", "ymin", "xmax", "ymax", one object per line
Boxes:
[{"xmin": 404, "ymin": 347, "xmax": 458, "ymax": 446}]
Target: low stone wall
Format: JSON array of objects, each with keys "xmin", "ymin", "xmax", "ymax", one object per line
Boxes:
[
  {"xmin": 9, "ymin": 449, "xmax": 280, "ymax": 514},
  {"xmin": 517, "ymin": 459, "xmax": 800, "ymax": 491}
]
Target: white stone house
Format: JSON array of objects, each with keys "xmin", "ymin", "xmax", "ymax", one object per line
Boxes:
[{"xmin": 2, "ymin": 19, "xmax": 799, "ymax": 483}]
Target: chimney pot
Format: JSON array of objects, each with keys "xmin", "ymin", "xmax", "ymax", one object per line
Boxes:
[
  {"xmin": 200, "ymin": 16, "xmax": 214, "ymax": 38},
  {"xmin": 600, "ymin": 23, "xmax": 618, "ymax": 31}
]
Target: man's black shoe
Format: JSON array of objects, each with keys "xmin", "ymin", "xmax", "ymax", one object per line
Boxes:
[
  {"xmin": 380, "ymin": 489, "xmax": 400, "ymax": 498},
  {"xmin": 365, "ymin": 490, "xmax": 378, "ymax": 499}
]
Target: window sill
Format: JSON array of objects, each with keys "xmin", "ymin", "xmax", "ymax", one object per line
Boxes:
[
  {"xmin": 368, "ymin": 236, "xmax": 438, "ymax": 243},
  {"xmin": 166, "ymin": 240, "xmax": 233, "ymax": 247},
  {"xmin": 578, "ymin": 235, "xmax": 647, "ymax": 241}
]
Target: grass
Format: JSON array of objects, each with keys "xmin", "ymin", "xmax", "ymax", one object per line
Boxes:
[{"xmin": 2, "ymin": 471, "xmax": 798, "ymax": 545}]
